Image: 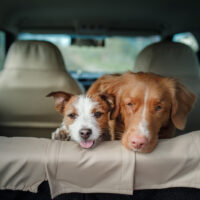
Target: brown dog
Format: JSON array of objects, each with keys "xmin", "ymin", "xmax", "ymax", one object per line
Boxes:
[{"xmin": 87, "ymin": 72, "xmax": 196, "ymax": 153}]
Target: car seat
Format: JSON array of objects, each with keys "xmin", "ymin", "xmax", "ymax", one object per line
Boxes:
[
  {"xmin": 0, "ymin": 40, "xmax": 83, "ymax": 137},
  {"xmin": 134, "ymin": 41, "xmax": 200, "ymax": 133}
]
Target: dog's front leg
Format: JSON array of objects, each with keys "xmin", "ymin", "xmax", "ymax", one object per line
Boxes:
[{"xmin": 51, "ymin": 123, "xmax": 70, "ymax": 141}]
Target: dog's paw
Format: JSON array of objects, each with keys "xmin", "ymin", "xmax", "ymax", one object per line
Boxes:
[
  {"xmin": 51, "ymin": 128, "xmax": 61, "ymax": 140},
  {"xmin": 51, "ymin": 127, "xmax": 70, "ymax": 141}
]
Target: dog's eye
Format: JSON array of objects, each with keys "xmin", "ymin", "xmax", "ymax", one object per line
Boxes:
[
  {"xmin": 127, "ymin": 102, "xmax": 133, "ymax": 106},
  {"xmin": 94, "ymin": 112, "xmax": 103, "ymax": 118},
  {"xmin": 68, "ymin": 113, "xmax": 77, "ymax": 119},
  {"xmin": 155, "ymin": 105, "xmax": 162, "ymax": 111}
]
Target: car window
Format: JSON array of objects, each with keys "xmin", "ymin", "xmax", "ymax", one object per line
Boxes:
[
  {"xmin": 0, "ymin": 31, "xmax": 6, "ymax": 70},
  {"xmin": 18, "ymin": 33, "xmax": 160, "ymax": 74},
  {"xmin": 173, "ymin": 32, "xmax": 199, "ymax": 52}
]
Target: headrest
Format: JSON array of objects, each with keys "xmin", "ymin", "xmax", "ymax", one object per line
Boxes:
[
  {"xmin": 134, "ymin": 41, "xmax": 200, "ymax": 79},
  {"xmin": 4, "ymin": 40, "xmax": 66, "ymax": 71}
]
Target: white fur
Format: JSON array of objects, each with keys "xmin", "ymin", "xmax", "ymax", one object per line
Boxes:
[
  {"xmin": 138, "ymin": 88, "xmax": 150, "ymax": 138},
  {"xmin": 51, "ymin": 129, "xmax": 59, "ymax": 140},
  {"xmin": 51, "ymin": 122, "xmax": 68, "ymax": 140},
  {"xmin": 68, "ymin": 95, "xmax": 101, "ymax": 143}
]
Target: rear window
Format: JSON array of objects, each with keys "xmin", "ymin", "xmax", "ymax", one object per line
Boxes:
[
  {"xmin": 18, "ymin": 33, "xmax": 160, "ymax": 74},
  {"xmin": 173, "ymin": 32, "xmax": 199, "ymax": 52},
  {"xmin": 0, "ymin": 31, "xmax": 6, "ymax": 70}
]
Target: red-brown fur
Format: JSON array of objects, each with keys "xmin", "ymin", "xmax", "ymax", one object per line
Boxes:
[{"xmin": 87, "ymin": 72, "xmax": 196, "ymax": 153}]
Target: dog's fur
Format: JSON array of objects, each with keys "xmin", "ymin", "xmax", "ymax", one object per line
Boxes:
[
  {"xmin": 47, "ymin": 92, "xmax": 114, "ymax": 148},
  {"xmin": 87, "ymin": 72, "xmax": 197, "ymax": 153}
]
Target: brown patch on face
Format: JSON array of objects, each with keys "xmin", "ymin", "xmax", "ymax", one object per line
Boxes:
[
  {"xmin": 89, "ymin": 94, "xmax": 115, "ymax": 140},
  {"xmin": 62, "ymin": 96, "xmax": 79, "ymax": 130}
]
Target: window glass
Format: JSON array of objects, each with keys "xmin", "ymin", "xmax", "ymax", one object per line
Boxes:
[
  {"xmin": 173, "ymin": 32, "xmax": 199, "ymax": 52},
  {"xmin": 18, "ymin": 33, "xmax": 160, "ymax": 74},
  {"xmin": 0, "ymin": 31, "xmax": 6, "ymax": 70}
]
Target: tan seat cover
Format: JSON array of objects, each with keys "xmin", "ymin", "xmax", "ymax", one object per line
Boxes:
[
  {"xmin": 0, "ymin": 138, "xmax": 135, "ymax": 197},
  {"xmin": 0, "ymin": 131, "xmax": 200, "ymax": 198},
  {"xmin": 135, "ymin": 131, "xmax": 200, "ymax": 190},
  {"xmin": 0, "ymin": 40, "xmax": 83, "ymax": 137},
  {"xmin": 134, "ymin": 41, "xmax": 200, "ymax": 132},
  {"xmin": 47, "ymin": 140, "xmax": 134, "ymax": 197},
  {"xmin": 0, "ymin": 137, "xmax": 49, "ymax": 192}
]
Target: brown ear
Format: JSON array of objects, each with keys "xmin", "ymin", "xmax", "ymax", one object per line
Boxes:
[
  {"xmin": 46, "ymin": 91, "xmax": 73, "ymax": 113},
  {"xmin": 100, "ymin": 76, "xmax": 121, "ymax": 120},
  {"xmin": 99, "ymin": 94, "xmax": 115, "ymax": 109},
  {"xmin": 110, "ymin": 95, "xmax": 120, "ymax": 120},
  {"xmin": 87, "ymin": 74, "xmax": 121, "ymax": 119},
  {"xmin": 171, "ymin": 81, "xmax": 196, "ymax": 130},
  {"xmin": 99, "ymin": 93, "xmax": 120, "ymax": 120}
]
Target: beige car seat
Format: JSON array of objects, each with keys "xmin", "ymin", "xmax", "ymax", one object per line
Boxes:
[
  {"xmin": 134, "ymin": 41, "xmax": 200, "ymax": 133},
  {"xmin": 0, "ymin": 40, "xmax": 83, "ymax": 137}
]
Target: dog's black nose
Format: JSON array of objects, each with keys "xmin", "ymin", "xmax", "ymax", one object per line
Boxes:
[{"xmin": 79, "ymin": 128, "xmax": 92, "ymax": 139}]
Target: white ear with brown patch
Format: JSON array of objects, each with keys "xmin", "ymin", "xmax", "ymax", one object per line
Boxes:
[
  {"xmin": 47, "ymin": 91, "xmax": 73, "ymax": 114},
  {"xmin": 171, "ymin": 80, "xmax": 197, "ymax": 130}
]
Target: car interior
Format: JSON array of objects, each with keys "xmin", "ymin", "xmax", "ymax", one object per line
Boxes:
[{"xmin": 0, "ymin": 0, "xmax": 200, "ymax": 200}]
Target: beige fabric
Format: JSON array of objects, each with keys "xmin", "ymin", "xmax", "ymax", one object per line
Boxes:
[
  {"xmin": 0, "ymin": 137, "xmax": 50, "ymax": 192},
  {"xmin": 0, "ymin": 40, "xmax": 83, "ymax": 137},
  {"xmin": 47, "ymin": 140, "xmax": 134, "ymax": 198},
  {"xmin": 134, "ymin": 41, "xmax": 200, "ymax": 132},
  {"xmin": 135, "ymin": 131, "xmax": 200, "ymax": 190},
  {"xmin": 0, "ymin": 132, "xmax": 200, "ymax": 198},
  {"xmin": 0, "ymin": 137, "xmax": 135, "ymax": 197}
]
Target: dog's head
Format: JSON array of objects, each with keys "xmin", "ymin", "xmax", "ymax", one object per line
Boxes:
[
  {"xmin": 47, "ymin": 92, "xmax": 114, "ymax": 148},
  {"xmin": 101, "ymin": 72, "xmax": 196, "ymax": 153}
]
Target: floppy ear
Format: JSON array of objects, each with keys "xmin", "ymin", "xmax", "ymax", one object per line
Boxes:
[
  {"xmin": 99, "ymin": 94, "xmax": 115, "ymax": 110},
  {"xmin": 99, "ymin": 93, "xmax": 119, "ymax": 120},
  {"xmin": 171, "ymin": 81, "xmax": 196, "ymax": 130},
  {"xmin": 87, "ymin": 74, "xmax": 121, "ymax": 120},
  {"xmin": 99, "ymin": 93, "xmax": 120, "ymax": 120},
  {"xmin": 46, "ymin": 91, "xmax": 73, "ymax": 114},
  {"xmin": 100, "ymin": 76, "xmax": 121, "ymax": 120},
  {"xmin": 109, "ymin": 95, "xmax": 120, "ymax": 120}
]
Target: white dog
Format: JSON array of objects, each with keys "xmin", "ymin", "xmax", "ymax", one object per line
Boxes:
[{"xmin": 47, "ymin": 92, "xmax": 114, "ymax": 148}]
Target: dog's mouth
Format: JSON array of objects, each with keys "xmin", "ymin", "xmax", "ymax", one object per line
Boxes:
[{"xmin": 80, "ymin": 140, "xmax": 95, "ymax": 149}]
